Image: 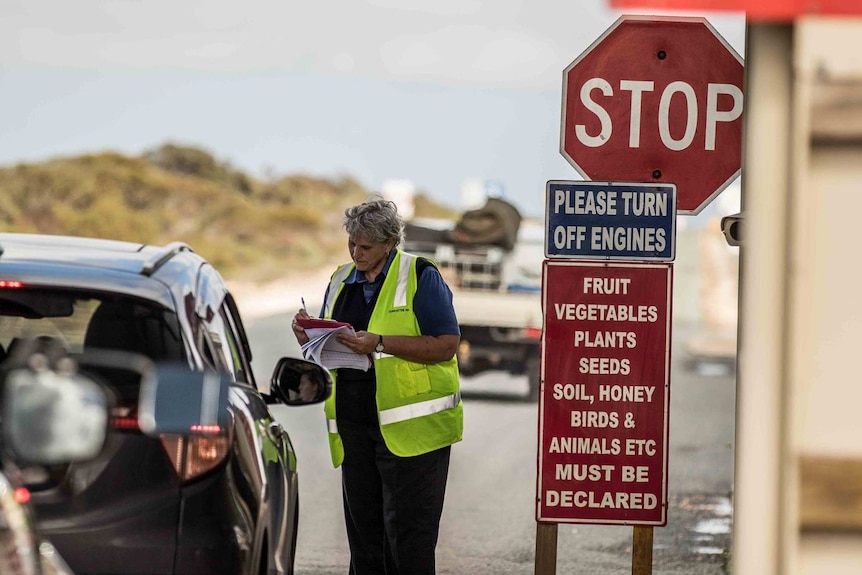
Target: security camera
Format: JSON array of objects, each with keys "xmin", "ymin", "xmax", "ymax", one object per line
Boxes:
[{"xmin": 720, "ymin": 212, "xmax": 743, "ymax": 247}]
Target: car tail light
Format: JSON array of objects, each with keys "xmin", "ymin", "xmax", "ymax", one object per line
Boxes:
[
  {"xmin": 0, "ymin": 280, "xmax": 23, "ymax": 288},
  {"xmin": 12, "ymin": 488, "xmax": 30, "ymax": 505},
  {"xmin": 110, "ymin": 405, "xmax": 142, "ymax": 433},
  {"xmin": 111, "ymin": 417, "xmax": 140, "ymax": 431},
  {"xmin": 524, "ymin": 327, "xmax": 543, "ymax": 340},
  {"xmin": 159, "ymin": 425, "xmax": 233, "ymax": 483}
]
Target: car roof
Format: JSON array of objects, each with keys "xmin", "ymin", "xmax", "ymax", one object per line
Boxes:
[
  {"xmin": 1, "ymin": 233, "xmax": 160, "ymax": 273},
  {"xmin": 0, "ymin": 233, "xmax": 202, "ymax": 308}
]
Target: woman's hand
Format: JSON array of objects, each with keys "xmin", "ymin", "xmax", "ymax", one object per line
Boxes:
[
  {"xmin": 337, "ymin": 330, "xmax": 377, "ymax": 355},
  {"xmin": 291, "ymin": 308, "xmax": 312, "ymax": 345}
]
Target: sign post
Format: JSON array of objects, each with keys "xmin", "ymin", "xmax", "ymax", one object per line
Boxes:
[{"xmin": 537, "ymin": 14, "xmax": 743, "ymax": 574}]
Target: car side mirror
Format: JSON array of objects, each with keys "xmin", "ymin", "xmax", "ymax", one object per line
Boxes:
[
  {"xmin": 270, "ymin": 358, "xmax": 332, "ymax": 405},
  {"xmin": 2, "ymin": 359, "xmax": 110, "ymax": 466},
  {"xmin": 138, "ymin": 364, "xmax": 230, "ymax": 436}
]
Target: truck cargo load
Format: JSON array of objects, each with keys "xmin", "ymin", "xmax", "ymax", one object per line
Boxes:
[{"xmin": 404, "ymin": 198, "xmax": 543, "ymax": 400}]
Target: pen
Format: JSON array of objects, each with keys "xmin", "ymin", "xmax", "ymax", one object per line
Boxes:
[{"xmin": 301, "ymin": 297, "xmax": 308, "ymax": 313}]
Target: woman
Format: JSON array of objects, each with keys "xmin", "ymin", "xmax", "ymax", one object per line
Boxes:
[{"xmin": 291, "ymin": 197, "xmax": 463, "ymax": 575}]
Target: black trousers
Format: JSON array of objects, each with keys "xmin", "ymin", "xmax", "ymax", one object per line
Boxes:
[{"xmin": 338, "ymin": 419, "xmax": 451, "ymax": 575}]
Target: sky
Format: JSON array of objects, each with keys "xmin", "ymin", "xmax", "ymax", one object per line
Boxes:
[{"xmin": 0, "ymin": 0, "xmax": 745, "ymax": 218}]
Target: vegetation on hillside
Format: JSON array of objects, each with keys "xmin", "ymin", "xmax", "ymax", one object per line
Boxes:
[{"xmin": 0, "ymin": 143, "xmax": 457, "ymax": 281}]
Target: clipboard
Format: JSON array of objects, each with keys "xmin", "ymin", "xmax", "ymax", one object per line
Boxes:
[
  {"xmin": 297, "ymin": 318, "xmax": 371, "ymax": 371},
  {"xmin": 296, "ymin": 318, "xmax": 352, "ymax": 330}
]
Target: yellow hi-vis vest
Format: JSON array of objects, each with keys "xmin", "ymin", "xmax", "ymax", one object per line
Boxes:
[{"xmin": 322, "ymin": 251, "xmax": 463, "ymax": 467}]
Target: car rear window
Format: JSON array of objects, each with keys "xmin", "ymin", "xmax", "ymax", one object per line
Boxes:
[{"xmin": 0, "ymin": 288, "xmax": 185, "ymax": 400}]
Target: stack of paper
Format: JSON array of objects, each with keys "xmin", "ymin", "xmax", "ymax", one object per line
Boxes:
[{"xmin": 297, "ymin": 318, "xmax": 372, "ymax": 371}]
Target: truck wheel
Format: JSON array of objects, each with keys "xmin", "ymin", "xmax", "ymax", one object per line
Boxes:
[{"xmin": 526, "ymin": 356, "xmax": 540, "ymax": 402}]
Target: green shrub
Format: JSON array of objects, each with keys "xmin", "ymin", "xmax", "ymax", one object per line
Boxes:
[{"xmin": 0, "ymin": 144, "xmax": 455, "ymax": 281}]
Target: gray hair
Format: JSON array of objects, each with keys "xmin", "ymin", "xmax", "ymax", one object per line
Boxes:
[{"xmin": 343, "ymin": 197, "xmax": 404, "ymax": 247}]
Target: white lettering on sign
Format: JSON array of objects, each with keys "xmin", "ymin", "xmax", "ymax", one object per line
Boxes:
[
  {"xmin": 576, "ymin": 78, "xmax": 613, "ymax": 147},
  {"xmin": 575, "ymin": 78, "xmax": 743, "ymax": 151},
  {"xmin": 574, "ymin": 330, "xmax": 636, "ymax": 348},
  {"xmin": 552, "ymin": 225, "xmax": 587, "ymax": 251},
  {"xmin": 659, "ymin": 81, "xmax": 697, "ymax": 151},
  {"xmin": 589, "ymin": 227, "xmax": 666, "ymax": 253},
  {"xmin": 621, "ymin": 79, "xmax": 655, "ymax": 148},
  {"xmin": 549, "ymin": 436, "xmax": 621, "ymax": 455},
  {"xmin": 553, "ymin": 188, "xmax": 618, "ymax": 215},
  {"xmin": 545, "ymin": 490, "xmax": 658, "ymax": 509},
  {"xmin": 621, "ymin": 466, "xmax": 650, "ymax": 483},
  {"xmin": 578, "ymin": 357, "xmax": 631, "ymax": 375},
  {"xmin": 570, "ymin": 410, "xmax": 619, "ymax": 428},
  {"xmin": 552, "ymin": 383, "xmax": 594, "ymax": 403},
  {"xmin": 707, "ymin": 83, "xmax": 744, "ymax": 150},
  {"xmin": 625, "ymin": 439, "xmax": 657, "ymax": 456},
  {"xmin": 583, "ymin": 277, "xmax": 631, "ymax": 295},
  {"xmin": 598, "ymin": 384, "xmax": 655, "ymax": 403},
  {"xmin": 555, "ymin": 463, "xmax": 614, "ymax": 482},
  {"xmin": 553, "ymin": 188, "xmax": 669, "ymax": 217},
  {"xmin": 553, "ymin": 303, "xmax": 659, "ymax": 323},
  {"xmin": 620, "ymin": 191, "xmax": 667, "ymax": 216},
  {"xmin": 554, "ymin": 226, "xmax": 667, "ymax": 253}
]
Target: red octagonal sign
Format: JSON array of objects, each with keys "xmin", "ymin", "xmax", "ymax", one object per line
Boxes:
[{"xmin": 561, "ymin": 16, "xmax": 744, "ymax": 214}]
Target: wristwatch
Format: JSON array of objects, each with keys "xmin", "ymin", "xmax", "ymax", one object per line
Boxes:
[{"xmin": 375, "ymin": 335, "xmax": 385, "ymax": 353}]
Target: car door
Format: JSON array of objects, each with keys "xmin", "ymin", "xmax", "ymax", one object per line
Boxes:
[
  {"xmin": 219, "ymin": 296, "xmax": 299, "ymax": 573},
  {"xmin": 196, "ymin": 266, "xmax": 297, "ymax": 573}
]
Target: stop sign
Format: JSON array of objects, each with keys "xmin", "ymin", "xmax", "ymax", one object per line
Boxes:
[{"xmin": 560, "ymin": 16, "xmax": 744, "ymax": 214}]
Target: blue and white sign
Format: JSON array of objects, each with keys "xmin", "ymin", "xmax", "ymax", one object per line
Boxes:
[{"xmin": 545, "ymin": 180, "xmax": 676, "ymax": 261}]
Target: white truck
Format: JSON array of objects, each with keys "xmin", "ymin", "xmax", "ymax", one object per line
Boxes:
[{"xmin": 403, "ymin": 199, "xmax": 544, "ymax": 400}]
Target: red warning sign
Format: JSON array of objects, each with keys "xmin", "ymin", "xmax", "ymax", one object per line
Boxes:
[{"xmin": 537, "ymin": 261, "xmax": 672, "ymax": 525}]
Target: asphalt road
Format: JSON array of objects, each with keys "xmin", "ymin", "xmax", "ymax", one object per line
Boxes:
[{"xmin": 247, "ymin": 312, "xmax": 736, "ymax": 575}]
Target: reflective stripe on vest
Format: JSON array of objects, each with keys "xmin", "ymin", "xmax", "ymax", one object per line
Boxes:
[
  {"xmin": 323, "ymin": 264, "xmax": 354, "ymax": 318},
  {"xmin": 327, "ymin": 392, "xmax": 459, "ymax": 434},
  {"xmin": 378, "ymin": 392, "xmax": 461, "ymax": 425},
  {"xmin": 393, "ymin": 252, "xmax": 414, "ymax": 307}
]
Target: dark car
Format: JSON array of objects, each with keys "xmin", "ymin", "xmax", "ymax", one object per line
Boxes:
[{"xmin": 0, "ymin": 233, "xmax": 326, "ymax": 575}]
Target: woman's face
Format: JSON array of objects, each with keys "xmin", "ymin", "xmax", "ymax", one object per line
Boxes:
[{"xmin": 348, "ymin": 232, "xmax": 393, "ymax": 276}]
